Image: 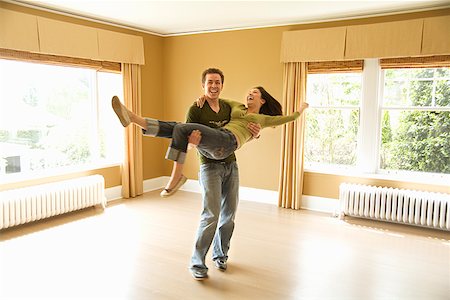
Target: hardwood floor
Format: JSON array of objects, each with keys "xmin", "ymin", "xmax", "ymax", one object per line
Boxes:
[{"xmin": 1, "ymin": 190, "xmax": 449, "ymax": 299}]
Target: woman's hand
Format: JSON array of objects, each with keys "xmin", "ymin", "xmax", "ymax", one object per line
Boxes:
[
  {"xmin": 196, "ymin": 95, "xmax": 207, "ymax": 108},
  {"xmin": 247, "ymin": 122, "xmax": 261, "ymax": 139},
  {"xmin": 300, "ymin": 102, "xmax": 309, "ymax": 111}
]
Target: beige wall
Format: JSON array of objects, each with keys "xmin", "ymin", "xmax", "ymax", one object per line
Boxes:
[
  {"xmin": 162, "ymin": 27, "xmax": 287, "ymax": 190},
  {"xmin": 2, "ymin": 2, "xmax": 449, "ymax": 197},
  {"xmin": 162, "ymin": 8, "xmax": 450, "ymax": 197}
]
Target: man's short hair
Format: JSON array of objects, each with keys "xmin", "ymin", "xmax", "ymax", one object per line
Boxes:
[{"xmin": 202, "ymin": 68, "xmax": 224, "ymax": 84}]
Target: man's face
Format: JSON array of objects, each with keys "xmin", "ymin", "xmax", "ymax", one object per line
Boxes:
[{"xmin": 202, "ymin": 73, "xmax": 223, "ymax": 101}]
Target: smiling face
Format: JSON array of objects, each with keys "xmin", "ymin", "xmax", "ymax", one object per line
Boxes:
[
  {"xmin": 246, "ymin": 88, "xmax": 265, "ymax": 111},
  {"xmin": 202, "ymin": 73, "xmax": 223, "ymax": 101}
]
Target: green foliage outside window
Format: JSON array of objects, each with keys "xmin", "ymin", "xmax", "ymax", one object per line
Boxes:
[
  {"xmin": 305, "ymin": 73, "xmax": 361, "ymax": 167},
  {"xmin": 381, "ymin": 68, "xmax": 450, "ymax": 174}
]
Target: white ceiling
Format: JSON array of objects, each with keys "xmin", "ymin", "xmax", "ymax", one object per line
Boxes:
[{"xmin": 10, "ymin": 0, "xmax": 450, "ymax": 36}]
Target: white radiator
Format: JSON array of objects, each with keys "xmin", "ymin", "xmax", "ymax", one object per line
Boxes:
[
  {"xmin": 339, "ymin": 183, "xmax": 450, "ymax": 231},
  {"xmin": 0, "ymin": 175, "xmax": 106, "ymax": 230}
]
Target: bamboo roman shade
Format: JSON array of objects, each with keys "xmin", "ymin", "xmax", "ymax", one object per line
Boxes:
[
  {"xmin": 307, "ymin": 60, "xmax": 364, "ymax": 74},
  {"xmin": 379, "ymin": 55, "xmax": 450, "ymax": 69},
  {"xmin": 0, "ymin": 7, "xmax": 145, "ymax": 65},
  {"xmin": 281, "ymin": 15, "xmax": 450, "ymax": 62},
  {"xmin": 0, "ymin": 48, "xmax": 121, "ymax": 72}
]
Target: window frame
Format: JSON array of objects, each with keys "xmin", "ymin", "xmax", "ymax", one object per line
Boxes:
[
  {"xmin": 305, "ymin": 74, "xmax": 362, "ymax": 170},
  {"xmin": 0, "ymin": 49, "xmax": 123, "ymax": 184},
  {"xmin": 304, "ymin": 60, "xmax": 364, "ymax": 172},
  {"xmin": 304, "ymin": 57, "xmax": 450, "ymax": 185},
  {"xmin": 376, "ymin": 63, "xmax": 450, "ymax": 179}
]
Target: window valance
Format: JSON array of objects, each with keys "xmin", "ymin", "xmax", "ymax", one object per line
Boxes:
[
  {"xmin": 0, "ymin": 7, "xmax": 145, "ymax": 65},
  {"xmin": 281, "ymin": 27, "xmax": 346, "ymax": 62},
  {"xmin": 281, "ymin": 15, "xmax": 450, "ymax": 62}
]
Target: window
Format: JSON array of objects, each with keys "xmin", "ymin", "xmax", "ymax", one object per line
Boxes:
[
  {"xmin": 0, "ymin": 58, "xmax": 124, "ymax": 180},
  {"xmin": 304, "ymin": 58, "xmax": 450, "ymax": 179},
  {"xmin": 305, "ymin": 72, "xmax": 362, "ymax": 169},
  {"xmin": 380, "ymin": 67, "xmax": 450, "ymax": 175}
]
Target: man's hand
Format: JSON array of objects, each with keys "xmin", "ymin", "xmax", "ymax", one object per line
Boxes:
[
  {"xmin": 188, "ymin": 130, "xmax": 202, "ymax": 148},
  {"xmin": 247, "ymin": 122, "xmax": 261, "ymax": 139}
]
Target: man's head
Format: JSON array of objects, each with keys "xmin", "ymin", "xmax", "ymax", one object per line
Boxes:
[{"xmin": 201, "ymin": 68, "xmax": 224, "ymax": 101}]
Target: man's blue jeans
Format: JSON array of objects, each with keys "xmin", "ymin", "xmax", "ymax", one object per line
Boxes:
[
  {"xmin": 190, "ymin": 161, "xmax": 239, "ymax": 272},
  {"xmin": 142, "ymin": 118, "xmax": 240, "ymax": 271}
]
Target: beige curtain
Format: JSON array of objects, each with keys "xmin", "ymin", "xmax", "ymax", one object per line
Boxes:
[
  {"xmin": 121, "ymin": 63, "xmax": 143, "ymax": 198},
  {"xmin": 278, "ymin": 62, "xmax": 308, "ymax": 209}
]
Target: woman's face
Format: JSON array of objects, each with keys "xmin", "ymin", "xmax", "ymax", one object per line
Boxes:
[{"xmin": 246, "ymin": 88, "xmax": 265, "ymax": 109}]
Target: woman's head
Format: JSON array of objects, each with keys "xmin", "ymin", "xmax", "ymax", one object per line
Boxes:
[{"xmin": 247, "ymin": 86, "xmax": 282, "ymax": 116}]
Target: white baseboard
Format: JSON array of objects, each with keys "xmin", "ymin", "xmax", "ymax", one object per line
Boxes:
[
  {"xmin": 301, "ymin": 195, "xmax": 339, "ymax": 215},
  {"xmin": 144, "ymin": 176, "xmax": 169, "ymax": 192},
  {"xmin": 105, "ymin": 176, "xmax": 339, "ymax": 214},
  {"xmin": 104, "ymin": 185, "xmax": 122, "ymax": 202},
  {"xmin": 104, "ymin": 176, "xmax": 170, "ymax": 202},
  {"xmin": 238, "ymin": 186, "xmax": 279, "ymax": 205},
  {"xmin": 179, "ymin": 178, "xmax": 202, "ymax": 194}
]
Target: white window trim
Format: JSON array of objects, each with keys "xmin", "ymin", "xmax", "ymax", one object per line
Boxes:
[
  {"xmin": 305, "ymin": 58, "xmax": 450, "ymax": 185},
  {"xmin": 357, "ymin": 58, "xmax": 381, "ymax": 174}
]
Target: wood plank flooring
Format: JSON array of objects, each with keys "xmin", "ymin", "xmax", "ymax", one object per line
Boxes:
[{"xmin": 1, "ymin": 190, "xmax": 449, "ymax": 299}]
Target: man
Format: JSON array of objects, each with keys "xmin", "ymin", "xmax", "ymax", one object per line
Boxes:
[{"xmin": 187, "ymin": 68, "xmax": 260, "ymax": 280}]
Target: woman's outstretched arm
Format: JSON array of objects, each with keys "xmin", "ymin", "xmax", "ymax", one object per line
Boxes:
[{"xmin": 260, "ymin": 102, "xmax": 309, "ymax": 127}]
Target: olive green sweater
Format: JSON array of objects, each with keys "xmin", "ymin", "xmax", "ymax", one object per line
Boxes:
[{"xmin": 222, "ymin": 99, "xmax": 300, "ymax": 148}]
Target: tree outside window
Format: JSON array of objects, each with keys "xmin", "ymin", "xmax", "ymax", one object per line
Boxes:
[
  {"xmin": 380, "ymin": 67, "xmax": 450, "ymax": 174},
  {"xmin": 305, "ymin": 73, "xmax": 361, "ymax": 168}
]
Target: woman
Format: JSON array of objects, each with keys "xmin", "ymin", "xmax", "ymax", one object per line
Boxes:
[{"xmin": 112, "ymin": 86, "xmax": 308, "ymax": 197}]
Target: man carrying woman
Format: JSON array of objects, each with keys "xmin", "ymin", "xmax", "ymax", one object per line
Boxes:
[{"xmin": 112, "ymin": 68, "xmax": 307, "ymax": 280}]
